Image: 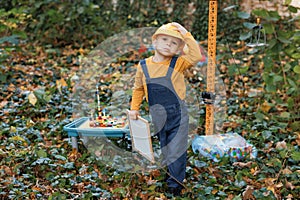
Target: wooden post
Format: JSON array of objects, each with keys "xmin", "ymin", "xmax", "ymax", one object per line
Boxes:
[{"xmin": 205, "ymin": 0, "xmax": 217, "ymax": 135}]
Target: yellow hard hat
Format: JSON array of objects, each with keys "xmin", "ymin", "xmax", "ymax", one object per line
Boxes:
[{"xmin": 152, "ymin": 23, "xmax": 183, "ymax": 41}]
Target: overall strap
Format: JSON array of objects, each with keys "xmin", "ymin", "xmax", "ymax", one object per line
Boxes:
[
  {"xmin": 140, "ymin": 59, "xmax": 151, "ymax": 80},
  {"xmin": 166, "ymin": 56, "xmax": 178, "ymax": 78}
]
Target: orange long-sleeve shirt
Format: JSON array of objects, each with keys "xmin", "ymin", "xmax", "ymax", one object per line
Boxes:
[{"xmin": 130, "ymin": 32, "xmax": 202, "ymax": 111}]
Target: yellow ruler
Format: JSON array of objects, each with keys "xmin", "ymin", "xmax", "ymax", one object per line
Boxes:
[{"xmin": 205, "ymin": 0, "xmax": 217, "ymax": 135}]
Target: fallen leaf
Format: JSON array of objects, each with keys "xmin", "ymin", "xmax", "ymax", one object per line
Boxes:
[
  {"xmin": 56, "ymin": 78, "xmax": 68, "ymax": 94},
  {"xmin": 10, "ymin": 126, "xmax": 17, "ymax": 133},
  {"xmin": 242, "ymin": 185, "xmax": 254, "ymax": 200},
  {"xmin": 264, "ymin": 178, "xmax": 276, "ymax": 186},
  {"xmin": 79, "ymin": 47, "xmax": 85, "ymax": 55},
  {"xmin": 28, "ymin": 91, "xmax": 37, "ymax": 106},
  {"xmin": 10, "ymin": 136, "xmax": 26, "ymax": 144},
  {"xmin": 0, "ymin": 100, "xmax": 8, "ymax": 109},
  {"xmin": 285, "ymin": 194, "xmax": 294, "ymax": 200},
  {"xmin": 222, "ymin": 121, "xmax": 240, "ymax": 129},
  {"xmin": 212, "ymin": 189, "xmax": 218, "ymax": 194},
  {"xmin": 250, "ymin": 166, "xmax": 260, "ymax": 176},
  {"xmin": 150, "ymin": 169, "xmax": 161, "ymax": 178},
  {"xmin": 32, "ymin": 186, "xmax": 42, "ymax": 191},
  {"xmin": 233, "ymin": 161, "xmax": 253, "ymax": 168},
  {"xmin": 266, "ymin": 186, "xmax": 276, "ymax": 197},
  {"xmin": 146, "ymin": 179, "xmax": 157, "ymax": 185},
  {"xmin": 68, "ymin": 148, "xmax": 80, "ymax": 161},
  {"xmin": 275, "ymin": 182, "xmax": 283, "ymax": 188},
  {"xmin": 282, "ymin": 167, "xmax": 292, "ymax": 175},
  {"xmin": 260, "ymin": 101, "xmax": 271, "ymax": 113},
  {"xmin": 1, "ymin": 166, "xmax": 13, "ymax": 176},
  {"xmin": 275, "ymin": 141, "xmax": 287, "ymax": 150},
  {"xmin": 285, "ymin": 181, "xmax": 295, "ymax": 190},
  {"xmin": 296, "ymin": 134, "xmax": 300, "ymax": 146}
]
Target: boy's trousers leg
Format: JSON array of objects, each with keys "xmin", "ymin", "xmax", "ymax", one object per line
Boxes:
[{"xmin": 158, "ymin": 108, "xmax": 189, "ymax": 189}]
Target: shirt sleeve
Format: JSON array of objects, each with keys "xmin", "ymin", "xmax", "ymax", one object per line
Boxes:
[
  {"xmin": 181, "ymin": 32, "xmax": 202, "ymax": 68},
  {"xmin": 130, "ymin": 64, "xmax": 145, "ymax": 110}
]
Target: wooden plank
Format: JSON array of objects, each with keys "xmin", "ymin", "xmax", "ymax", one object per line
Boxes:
[{"xmin": 127, "ymin": 110, "xmax": 154, "ymax": 163}]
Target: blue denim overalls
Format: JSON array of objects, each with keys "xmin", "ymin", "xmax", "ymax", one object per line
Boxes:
[{"xmin": 140, "ymin": 56, "xmax": 188, "ymax": 189}]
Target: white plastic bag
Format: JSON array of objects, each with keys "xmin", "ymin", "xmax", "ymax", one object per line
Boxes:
[{"xmin": 192, "ymin": 132, "xmax": 257, "ymax": 162}]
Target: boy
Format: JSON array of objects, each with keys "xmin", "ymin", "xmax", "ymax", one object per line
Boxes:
[{"xmin": 129, "ymin": 22, "xmax": 202, "ymax": 196}]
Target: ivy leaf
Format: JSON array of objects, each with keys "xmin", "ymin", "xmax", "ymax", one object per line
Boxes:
[
  {"xmin": 267, "ymin": 158, "xmax": 282, "ymax": 168},
  {"xmin": 288, "ymin": 6, "xmax": 298, "ymax": 13},
  {"xmin": 223, "ymin": 5, "xmax": 238, "ymax": 12},
  {"xmin": 31, "ymin": 158, "xmax": 51, "ymax": 166},
  {"xmin": 63, "ymin": 162, "xmax": 75, "ymax": 169},
  {"xmin": 283, "ymin": 63, "xmax": 291, "ymax": 72},
  {"xmin": 278, "ymin": 36, "xmax": 291, "ymax": 44},
  {"xmin": 9, "ymin": 135, "xmax": 26, "ymax": 144},
  {"xmin": 280, "ymin": 112, "xmax": 290, "ymax": 118},
  {"xmin": 243, "ymin": 22, "xmax": 256, "ymax": 29},
  {"xmin": 0, "ymin": 35, "xmax": 20, "ymax": 45},
  {"xmin": 237, "ymin": 12, "xmax": 250, "ymax": 19},
  {"xmin": 284, "ymin": 0, "xmax": 292, "ymax": 5},
  {"xmin": 36, "ymin": 149, "xmax": 48, "ymax": 158},
  {"xmin": 33, "ymin": 88, "xmax": 47, "ymax": 103},
  {"xmin": 252, "ymin": 9, "xmax": 280, "ymax": 21},
  {"xmin": 263, "ymin": 23, "xmax": 275, "ymax": 34},
  {"xmin": 252, "ymin": 9, "xmax": 269, "ymax": 18},
  {"xmin": 239, "ymin": 32, "xmax": 252, "ymax": 41},
  {"xmin": 54, "ymin": 155, "xmax": 67, "ymax": 161},
  {"xmin": 291, "ymin": 151, "xmax": 300, "ymax": 161},
  {"xmin": 291, "ymin": 53, "xmax": 300, "ymax": 59},
  {"xmin": 293, "ymin": 65, "xmax": 300, "ymax": 74}
]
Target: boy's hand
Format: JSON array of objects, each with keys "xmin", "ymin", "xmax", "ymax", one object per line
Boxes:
[
  {"xmin": 171, "ymin": 22, "xmax": 188, "ymax": 35},
  {"xmin": 128, "ymin": 110, "xmax": 139, "ymax": 120}
]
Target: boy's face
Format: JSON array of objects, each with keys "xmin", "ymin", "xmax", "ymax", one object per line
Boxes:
[{"xmin": 153, "ymin": 34, "xmax": 183, "ymax": 57}]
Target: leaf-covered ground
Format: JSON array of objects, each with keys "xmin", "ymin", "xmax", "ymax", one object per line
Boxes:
[{"xmin": 0, "ymin": 42, "xmax": 299, "ymax": 200}]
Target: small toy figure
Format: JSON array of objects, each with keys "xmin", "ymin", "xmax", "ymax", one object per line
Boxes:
[{"xmin": 89, "ymin": 85, "xmax": 126, "ymax": 128}]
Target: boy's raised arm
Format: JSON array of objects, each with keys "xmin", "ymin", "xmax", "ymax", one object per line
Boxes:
[{"xmin": 172, "ymin": 22, "xmax": 202, "ymax": 66}]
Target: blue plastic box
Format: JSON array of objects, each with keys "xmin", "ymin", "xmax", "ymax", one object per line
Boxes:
[{"xmin": 63, "ymin": 117, "xmax": 130, "ymax": 149}]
